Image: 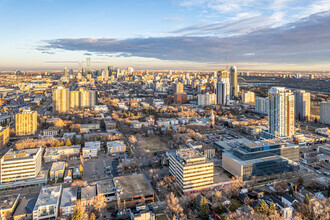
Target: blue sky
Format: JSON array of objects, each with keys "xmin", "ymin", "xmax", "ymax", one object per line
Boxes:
[{"xmin": 1, "ymin": 0, "xmax": 330, "ymax": 71}]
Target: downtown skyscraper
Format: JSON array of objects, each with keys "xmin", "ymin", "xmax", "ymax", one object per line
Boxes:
[
  {"xmin": 229, "ymin": 66, "xmax": 238, "ymax": 98},
  {"xmin": 216, "ymin": 70, "xmax": 230, "ymax": 105}
]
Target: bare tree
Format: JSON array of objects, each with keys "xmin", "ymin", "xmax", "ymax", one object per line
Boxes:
[
  {"xmin": 165, "ymin": 192, "xmax": 184, "ymax": 219},
  {"xmin": 92, "ymin": 194, "xmax": 107, "ymax": 216},
  {"xmin": 71, "ymin": 180, "xmax": 88, "ymax": 187}
]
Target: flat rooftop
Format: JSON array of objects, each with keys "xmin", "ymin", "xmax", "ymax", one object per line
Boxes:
[
  {"xmin": 81, "ymin": 186, "xmax": 96, "ymax": 200},
  {"xmin": 97, "ymin": 179, "xmax": 116, "ymax": 194},
  {"xmin": 0, "ymin": 194, "xmax": 20, "ymax": 210},
  {"xmin": 223, "ymin": 151, "xmax": 286, "ymax": 166},
  {"xmin": 34, "ymin": 185, "xmax": 61, "ymax": 210},
  {"xmin": 2, "ymin": 147, "xmax": 41, "ymax": 161},
  {"xmin": 114, "ymin": 174, "xmax": 153, "ymax": 199},
  {"xmin": 60, "ymin": 187, "xmax": 77, "ymax": 208},
  {"xmin": 50, "ymin": 161, "xmax": 65, "ymax": 171}
]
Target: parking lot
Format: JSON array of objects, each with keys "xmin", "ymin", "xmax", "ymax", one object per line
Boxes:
[{"xmin": 83, "ymin": 156, "xmax": 113, "ymax": 179}]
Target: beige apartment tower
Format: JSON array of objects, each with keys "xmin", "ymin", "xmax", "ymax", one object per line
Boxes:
[
  {"xmin": 294, "ymin": 90, "xmax": 310, "ymax": 120},
  {"xmin": 69, "ymin": 90, "xmax": 80, "ymax": 109},
  {"xmin": 169, "ymin": 148, "xmax": 214, "ymax": 194},
  {"xmin": 268, "ymin": 87, "xmax": 295, "ymax": 138},
  {"xmin": 15, "ymin": 108, "xmax": 37, "ymax": 136},
  {"xmin": 53, "ymin": 87, "xmax": 69, "ymax": 114},
  {"xmin": 174, "ymin": 82, "xmax": 184, "ymax": 94}
]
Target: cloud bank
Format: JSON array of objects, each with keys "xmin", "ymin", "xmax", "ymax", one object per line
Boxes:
[{"xmin": 40, "ymin": 11, "xmax": 330, "ymax": 66}]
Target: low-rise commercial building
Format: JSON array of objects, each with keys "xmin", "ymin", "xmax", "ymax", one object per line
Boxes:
[
  {"xmin": 107, "ymin": 140, "xmax": 126, "ymax": 154},
  {"xmin": 81, "ymin": 185, "xmax": 96, "ymax": 212},
  {"xmin": 0, "ymin": 194, "xmax": 20, "ymax": 219},
  {"xmin": 33, "ymin": 185, "xmax": 62, "ymax": 220},
  {"xmin": 60, "ymin": 187, "xmax": 77, "ymax": 217},
  {"xmin": 168, "ymin": 148, "xmax": 214, "ymax": 194},
  {"xmin": 49, "ymin": 161, "xmax": 65, "ymax": 181},
  {"xmin": 43, "ymin": 145, "xmax": 80, "ymax": 163},
  {"xmin": 96, "ymin": 180, "xmax": 116, "ymax": 202},
  {"xmin": 114, "ymin": 174, "xmax": 154, "ymax": 209},
  {"xmin": 13, "ymin": 197, "xmax": 37, "ymax": 220}
]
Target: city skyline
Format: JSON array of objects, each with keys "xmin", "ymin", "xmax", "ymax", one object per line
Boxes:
[{"xmin": 1, "ymin": 0, "xmax": 330, "ymax": 71}]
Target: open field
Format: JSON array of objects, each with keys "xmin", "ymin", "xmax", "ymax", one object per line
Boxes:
[{"xmin": 138, "ymin": 136, "xmax": 172, "ymax": 152}]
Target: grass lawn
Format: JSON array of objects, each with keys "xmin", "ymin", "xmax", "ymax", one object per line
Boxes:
[
  {"xmin": 229, "ymin": 199, "xmax": 243, "ymax": 212},
  {"xmin": 138, "ymin": 136, "xmax": 171, "ymax": 152}
]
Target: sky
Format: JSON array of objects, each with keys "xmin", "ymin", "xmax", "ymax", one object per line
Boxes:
[{"xmin": 1, "ymin": 0, "xmax": 330, "ymax": 71}]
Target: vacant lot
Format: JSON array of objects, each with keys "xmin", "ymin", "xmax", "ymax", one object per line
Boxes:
[{"xmin": 138, "ymin": 136, "xmax": 172, "ymax": 152}]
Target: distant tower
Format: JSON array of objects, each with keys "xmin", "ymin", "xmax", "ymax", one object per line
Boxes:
[
  {"xmin": 217, "ymin": 70, "xmax": 230, "ymax": 105},
  {"xmin": 64, "ymin": 67, "xmax": 68, "ymax": 75},
  {"xmin": 86, "ymin": 57, "xmax": 91, "ymax": 73},
  {"xmin": 229, "ymin": 66, "xmax": 238, "ymax": 98},
  {"xmin": 78, "ymin": 62, "xmax": 83, "ymax": 73}
]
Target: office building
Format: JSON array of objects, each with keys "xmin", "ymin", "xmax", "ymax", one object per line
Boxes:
[
  {"xmin": 0, "ymin": 126, "xmax": 10, "ymax": 148},
  {"xmin": 0, "ymin": 147, "xmax": 42, "ymax": 184},
  {"xmin": 198, "ymin": 93, "xmax": 216, "ymax": 106},
  {"xmin": 242, "ymin": 91, "xmax": 255, "ymax": 104},
  {"xmin": 15, "ymin": 108, "xmax": 37, "ymax": 136},
  {"xmin": 86, "ymin": 57, "xmax": 91, "ymax": 73},
  {"xmin": 294, "ymin": 90, "xmax": 310, "ymax": 120},
  {"xmin": 174, "ymin": 82, "xmax": 184, "ymax": 94},
  {"xmin": 221, "ymin": 139, "xmax": 299, "ymax": 180},
  {"xmin": 255, "ymin": 97, "xmax": 269, "ymax": 114},
  {"xmin": 53, "ymin": 87, "xmax": 69, "ymax": 114},
  {"xmin": 268, "ymin": 87, "xmax": 295, "ymax": 138},
  {"xmin": 229, "ymin": 66, "xmax": 238, "ymax": 98},
  {"xmin": 320, "ymin": 101, "xmax": 330, "ymax": 125},
  {"xmin": 168, "ymin": 148, "xmax": 214, "ymax": 194},
  {"xmin": 217, "ymin": 70, "xmax": 230, "ymax": 105},
  {"xmin": 33, "ymin": 185, "xmax": 62, "ymax": 220}
]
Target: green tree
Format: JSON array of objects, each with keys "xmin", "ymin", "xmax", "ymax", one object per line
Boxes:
[
  {"xmin": 304, "ymin": 194, "xmax": 309, "ymax": 205},
  {"xmin": 89, "ymin": 212, "xmax": 96, "ymax": 220},
  {"xmin": 65, "ymin": 139, "xmax": 72, "ymax": 146},
  {"xmin": 269, "ymin": 201, "xmax": 276, "ymax": 215},
  {"xmin": 214, "ymin": 202, "xmax": 222, "ymax": 215},
  {"xmin": 257, "ymin": 200, "xmax": 269, "ymax": 215},
  {"xmin": 199, "ymin": 196, "xmax": 209, "ymax": 219},
  {"xmin": 289, "ymin": 185, "xmax": 294, "ymax": 195},
  {"xmin": 72, "ymin": 209, "xmax": 83, "ymax": 220},
  {"xmin": 81, "ymin": 134, "xmax": 85, "ymax": 146},
  {"xmin": 55, "ymin": 140, "xmax": 61, "ymax": 147}
]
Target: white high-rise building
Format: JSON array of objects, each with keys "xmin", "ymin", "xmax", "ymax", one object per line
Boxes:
[
  {"xmin": 320, "ymin": 101, "xmax": 330, "ymax": 125},
  {"xmin": 268, "ymin": 87, "xmax": 295, "ymax": 138},
  {"xmin": 255, "ymin": 97, "xmax": 269, "ymax": 114},
  {"xmin": 198, "ymin": 93, "xmax": 216, "ymax": 106},
  {"xmin": 294, "ymin": 90, "xmax": 310, "ymax": 120},
  {"xmin": 217, "ymin": 70, "xmax": 230, "ymax": 105},
  {"xmin": 53, "ymin": 87, "xmax": 69, "ymax": 114}
]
